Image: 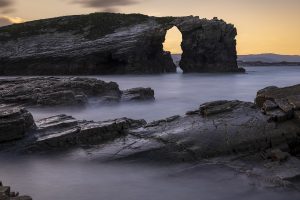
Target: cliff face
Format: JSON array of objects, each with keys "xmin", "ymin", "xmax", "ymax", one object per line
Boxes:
[{"xmin": 0, "ymin": 13, "xmax": 242, "ymax": 75}]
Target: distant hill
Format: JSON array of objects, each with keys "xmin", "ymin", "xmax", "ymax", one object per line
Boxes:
[
  {"xmin": 172, "ymin": 53, "xmax": 300, "ymax": 65},
  {"xmin": 238, "ymin": 54, "xmax": 300, "ymax": 63}
]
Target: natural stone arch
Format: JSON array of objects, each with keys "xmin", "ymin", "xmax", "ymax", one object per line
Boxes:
[
  {"xmin": 0, "ymin": 13, "xmax": 244, "ymax": 75},
  {"xmin": 171, "ymin": 16, "xmax": 244, "ymax": 73}
]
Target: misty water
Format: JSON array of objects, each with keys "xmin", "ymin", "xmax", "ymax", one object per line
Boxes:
[
  {"xmin": 1, "ymin": 66, "xmax": 300, "ymax": 200},
  {"xmin": 27, "ymin": 66, "xmax": 300, "ymax": 122}
]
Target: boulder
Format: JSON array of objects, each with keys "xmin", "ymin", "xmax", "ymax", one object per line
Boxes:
[
  {"xmin": 121, "ymin": 87, "xmax": 155, "ymax": 101},
  {"xmin": 255, "ymin": 84, "xmax": 300, "ymax": 122},
  {"xmin": 0, "ymin": 106, "xmax": 35, "ymax": 143}
]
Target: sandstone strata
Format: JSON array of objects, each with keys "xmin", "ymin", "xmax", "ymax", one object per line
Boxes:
[{"xmin": 0, "ymin": 13, "xmax": 243, "ymax": 74}]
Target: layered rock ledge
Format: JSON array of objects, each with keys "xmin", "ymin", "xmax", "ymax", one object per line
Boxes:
[
  {"xmin": 0, "ymin": 77, "xmax": 155, "ymax": 106},
  {"xmin": 0, "ymin": 84, "xmax": 300, "ymax": 188},
  {"xmin": 0, "ymin": 13, "xmax": 244, "ymax": 75}
]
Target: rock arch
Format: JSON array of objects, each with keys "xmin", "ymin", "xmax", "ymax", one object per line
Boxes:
[{"xmin": 0, "ymin": 13, "xmax": 244, "ymax": 75}]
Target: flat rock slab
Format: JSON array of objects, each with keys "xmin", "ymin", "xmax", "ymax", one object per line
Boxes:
[{"xmin": 0, "ymin": 77, "xmax": 155, "ymax": 107}]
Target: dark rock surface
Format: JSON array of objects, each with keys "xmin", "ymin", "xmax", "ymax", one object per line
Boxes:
[
  {"xmin": 0, "ymin": 181, "xmax": 32, "ymax": 200},
  {"xmin": 0, "ymin": 13, "xmax": 242, "ymax": 75},
  {"xmin": 0, "ymin": 105, "xmax": 35, "ymax": 143},
  {"xmin": 0, "ymin": 77, "xmax": 154, "ymax": 106},
  {"xmin": 0, "ymin": 110, "xmax": 146, "ymax": 152},
  {"xmin": 176, "ymin": 17, "xmax": 244, "ymax": 73},
  {"xmin": 121, "ymin": 87, "xmax": 155, "ymax": 101},
  {"xmin": 255, "ymin": 84, "xmax": 300, "ymax": 123}
]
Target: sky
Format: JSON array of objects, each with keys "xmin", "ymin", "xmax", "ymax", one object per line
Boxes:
[{"xmin": 0, "ymin": 0, "xmax": 300, "ymax": 55}]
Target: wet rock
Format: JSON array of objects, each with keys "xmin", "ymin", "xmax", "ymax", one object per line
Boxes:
[
  {"xmin": 269, "ymin": 149, "xmax": 290, "ymax": 162},
  {"xmin": 0, "ymin": 77, "xmax": 155, "ymax": 106},
  {"xmin": 0, "ymin": 13, "xmax": 240, "ymax": 75},
  {"xmin": 81, "ymin": 100, "xmax": 299, "ymax": 163},
  {"xmin": 199, "ymin": 100, "xmax": 241, "ymax": 116},
  {"xmin": 121, "ymin": 87, "xmax": 155, "ymax": 101},
  {"xmin": 0, "ymin": 106, "xmax": 35, "ymax": 143},
  {"xmin": 265, "ymin": 109, "xmax": 289, "ymax": 122},
  {"xmin": 262, "ymin": 100, "xmax": 278, "ymax": 112},
  {"xmin": 25, "ymin": 115, "xmax": 146, "ymax": 151},
  {"xmin": 255, "ymin": 84, "xmax": 300, "ymax": 122},
  {"xmin": 0, "ymin": 181, "xmax": 32, "ymax": 200}
]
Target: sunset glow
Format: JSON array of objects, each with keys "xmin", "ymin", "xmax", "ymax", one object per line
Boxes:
[{"xmin": 1, "ymin": 0, "xmax": 299, "ymax": 55}]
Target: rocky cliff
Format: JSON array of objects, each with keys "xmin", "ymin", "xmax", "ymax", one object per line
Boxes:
[{"xmin": 0, "ymin": 13, "xmax": 243, "ymax": 75}]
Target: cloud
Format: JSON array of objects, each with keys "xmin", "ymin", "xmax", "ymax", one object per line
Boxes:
[
  {"xmin": 0, "ymin": 0, "xmax": 11, "ymax": 7},
  {"xmin": 0, "ymin": 0, "xmax": 14, "ymax": 14},
  {"xmin": 72, "ymin": 0, "xmax": 139, "ymax": 12},
  {"xmin": 0, "ymin": 16, "xmax": 26, "ymax": 27}
]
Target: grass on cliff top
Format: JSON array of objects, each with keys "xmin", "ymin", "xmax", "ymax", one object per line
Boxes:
[{"xmin": 0, "ymin": 13, "xmax": 155, "ymax": 41}]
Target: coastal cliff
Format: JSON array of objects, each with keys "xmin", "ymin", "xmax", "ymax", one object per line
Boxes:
[{"xmin": 0, "ymin": 13, "xmax": 243, "ymax": 75}]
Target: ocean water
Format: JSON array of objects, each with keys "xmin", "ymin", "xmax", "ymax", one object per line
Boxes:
[
  {"xmin": 27, "ymin": 66, "xmax": 300, "ymax": 122},
  {"xmin": 1, "ymin": 66, "xmax": 300, "ymax": 200},
  {"xmin": 0, "ymin": 155, "xmax": 299, "ymax": 200}
]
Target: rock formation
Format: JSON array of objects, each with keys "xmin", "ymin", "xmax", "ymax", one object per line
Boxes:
[
  {"xmin": 0, "ymin": 84, "xmax": 299, "ymax": 158},
  {"xmin": 0, "ymin": 106, "xmax": 35, "ymax": 143},
  {"xmin": 0, "ymin": 181, "xmax": 32, "ymax": 200},
  {"xmin": 0, "ymin": 84, "xmax": 300, "ymax": 188},
  {"xmin": 175, "ymin": 17, "xmax": 244, "ymax": 72},
  {"xmin": 0, "ymin": 13, "xmax": 243, "ymax": 75},
  {"xmin": 0, "ymin": 77, "xmax": 155, "ymax": 106}
]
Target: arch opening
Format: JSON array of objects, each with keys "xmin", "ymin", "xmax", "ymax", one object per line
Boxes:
[{"xmin": 163, "ymin": 26, "xmax": 183, "ymax": 72}]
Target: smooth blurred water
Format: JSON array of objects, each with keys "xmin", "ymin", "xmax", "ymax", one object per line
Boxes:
[
  {"xmin": 0, "ymin": 155, "xmax": 299, "ymax": 200},
  {"xmin": 1, "ymin": 66, "xmax": 300, "ymax": 199},
  {"xmin": 27, "ymin": 66, "xmax": 300, "ymax": 122}
]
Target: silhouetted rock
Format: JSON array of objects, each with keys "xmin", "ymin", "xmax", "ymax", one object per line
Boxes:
[
  {"xmin": 176, "ymin": 17, "xmax": 244, "ymax": 73},
  {"xmin": 0, "ymin": 13, "xmax": 242, "ymax": 75},
  {"xmin": 0, "ymin": 77, "xmax": 155, "ymax": 106}
]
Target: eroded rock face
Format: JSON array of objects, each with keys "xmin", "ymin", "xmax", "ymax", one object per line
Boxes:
[
  {"xmin": 0, "ymin": 105, "xmax": 35, "ymax": 143},
  {"xmin": 0, "ymin": 13, "xmax": 242, "ymax": 75},
  {"xmin": 0, "ymin": 77, "xmax": 154, "ymax": 106},
  {"xmin": 255, "ymin": 84, "xmax": 300, "ymax": 123},
  {"xmin": 175, "ymin": 17, "xmax": 244, "ymax": 73}
]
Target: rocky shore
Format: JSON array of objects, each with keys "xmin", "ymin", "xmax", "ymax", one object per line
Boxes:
[
  {"xmin": 0, "ymin": 77, "xmax": 154, "ymax": 106},
  {"xmin": 0, "ymin": 181, "xmax": 32, "ymax": 200},
  {"xmin": 1, "ymin": 82, "xmax": 300, "ymax": 190}
]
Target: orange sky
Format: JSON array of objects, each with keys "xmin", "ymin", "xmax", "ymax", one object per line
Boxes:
[{"xmin": 1, "ymin": 0, "xmax": 300, "ymax": 55}]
